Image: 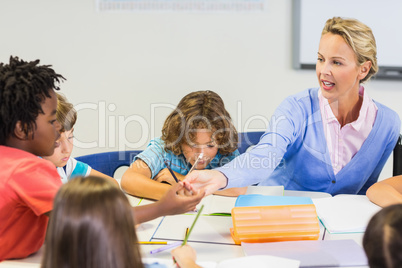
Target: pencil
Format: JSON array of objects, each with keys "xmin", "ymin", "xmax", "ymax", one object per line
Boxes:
[
  {"xmin": 149, "ymin": 241, "xmax": 182, "ymax": 254},
  {"xmin": 185, "ymin": 227, "xmax": 189, "ymax": 238},
  {"xmin": 138, "ymin": 241, "xmax": 169, "ymax": 245},
  {"xmin": 182, "ymin": 205, "xmax": 204, "ymax": 245},
  {"xmin": 188, "ymin": 153, "xmax": 204, "ymax": 174},
  {"xmin": 164, "ymin": 160, "xmax": 179, "ymax": 183},
  {"xmin": 173, "ymin": 227, "xmax": 190, "ymax": 265},
  {"xmin": 173, "ymin": 228, "xmax": 190, "ymax": 265}
]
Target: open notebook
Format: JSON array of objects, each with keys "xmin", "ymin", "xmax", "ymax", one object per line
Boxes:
[
  {"xmin": 312, "ymin": 194, "xmax": 381, "ymax": 233},
  {"xmin": 152, "ymin": 214, "xmax": 234, "ymax": 244},
  {"xmin": 196, "ymin": 195, "xmax": 237, "ymax": 215}
]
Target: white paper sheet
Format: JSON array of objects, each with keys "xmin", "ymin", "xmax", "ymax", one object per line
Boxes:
[
  {"xmin": 312, "ymin": 195, "xmax": 381, "ymax": 233},
  {"xmin": 242, "ymin": 239, "xmax": 367, "ymax": 267}
]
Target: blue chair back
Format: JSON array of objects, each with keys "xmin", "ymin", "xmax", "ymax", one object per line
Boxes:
[
  {"xmin": 75, "ymin": 150, "xmax": 141, "ymax": 177},
  {"xmin": 237, "ymin": 131, "xmax": 265, "ymax": 154}
]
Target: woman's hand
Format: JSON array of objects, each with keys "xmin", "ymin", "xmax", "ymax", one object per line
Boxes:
[{"xmin": 183, "ymin": 170, "xmax": 228, "ymax": 196}]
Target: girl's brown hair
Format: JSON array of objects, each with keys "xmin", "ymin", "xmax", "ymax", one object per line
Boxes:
[
  {"xmin": 363, "ymin": 204, "xmax": 402, "ymax": 268},
  {"xmin": 41, "ymin": 176, "xmax": 144, "ymax": 268},
  {"xmin": 162, "ymin": 90, "xmax": 238, "ymax": 156}
]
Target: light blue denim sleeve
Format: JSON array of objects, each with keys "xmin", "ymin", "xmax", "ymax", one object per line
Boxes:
[
  {"xmin": 217, "ymin": 94, "xmax": 306, "ymax": 188},
  {"xmin": 134, "ymin": 138, "xmax": 166, "ymax": 179}
]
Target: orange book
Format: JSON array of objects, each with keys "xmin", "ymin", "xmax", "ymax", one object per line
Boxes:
[{"xmin": 230, "ymin": 204, "xmax": 319, "ymax": 245}]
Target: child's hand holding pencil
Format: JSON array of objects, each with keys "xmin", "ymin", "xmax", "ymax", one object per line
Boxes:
[
  {"xmin": 171, "ymin": 205, "xmax": 204, "ymax": 267},
  {"xmin": 171, "ymin": 245, "xmax": 200, "ymax": 268},
  {"xmin": 147, "ymin": 205, "xmax": 204, "ymax": 267}
]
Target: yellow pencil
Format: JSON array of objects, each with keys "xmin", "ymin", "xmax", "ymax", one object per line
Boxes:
[
  {"xmin": 185, "ymin": 227, "xmax": 189, "ymax": 243},
  {"xmin": 138, "ymin": 241, "xmax": 168, "ymax": 245}
]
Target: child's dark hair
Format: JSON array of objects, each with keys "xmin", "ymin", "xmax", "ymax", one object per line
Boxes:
[
  {"xmin": 363, "ymin": 204, "xmax": 402, "ymax": 268},
  {"xmin": 0, "ymin": 56, "xmax": 65, "ymax": 144},
  {"xmin": 42, "ymin": 176, "xmax": 144, "ymax": 268},
  {"xmin": 56, "ymin": 93, "xmax": 77, "ymax": 132},
  {"xmin": 162, "ymin": 90, "xmax": 238, "ymax": 155}
]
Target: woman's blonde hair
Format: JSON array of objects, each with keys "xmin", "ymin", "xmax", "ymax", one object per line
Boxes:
[
  {"xmin": 162, "ymin": 90, "xmax": 238, "ymax": 156},
  {"xmin": 322, "ymin": 17, "xmax": 378, "ymax": 83},
  {"xmin": 42, "ymin": 176, "xmax": 144, "ymax": 268}
]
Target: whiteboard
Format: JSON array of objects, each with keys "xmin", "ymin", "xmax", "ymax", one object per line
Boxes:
[{"xmin": 293, "ymin": 0, "xmax": 402, "ymax": 79}]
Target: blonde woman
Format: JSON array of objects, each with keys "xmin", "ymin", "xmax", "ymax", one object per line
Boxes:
[{"xmin": 184, "ymin": 17, "xmax": 400, "ymax": 196}]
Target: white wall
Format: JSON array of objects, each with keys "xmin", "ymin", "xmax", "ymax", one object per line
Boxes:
[{"xmin": 1, "ymin": 0, "xmax": 401, "ymax": 179}]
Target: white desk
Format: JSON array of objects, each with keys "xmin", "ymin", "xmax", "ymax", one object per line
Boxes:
[
  {"xmin": 323, "ymin": 231, "xmax": 364, "ymax": 247},
  {"xmin": 0, "ymin": 190, "xmax": 369, "ymax": 268}
]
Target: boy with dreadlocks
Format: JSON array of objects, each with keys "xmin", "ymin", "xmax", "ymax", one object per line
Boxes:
[
  {"xmin": 0, "ymin": 56, "xmax": 64, "ymax": 260},
  {"xmin": 0, "ymin": 56, "xmax": 204, "ymax": 261}
]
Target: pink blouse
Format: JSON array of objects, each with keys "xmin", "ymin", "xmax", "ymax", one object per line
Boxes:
[{"xmin": 318, "ymin": 86, "xmax": 378, "ymax": 175}]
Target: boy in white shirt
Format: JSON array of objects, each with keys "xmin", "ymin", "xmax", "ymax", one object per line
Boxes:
[{"xmin": 44, "ymin": 93, "xmax": 118, "ymax": 185}]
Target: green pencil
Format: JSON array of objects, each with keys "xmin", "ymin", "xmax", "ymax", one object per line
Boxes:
[{"xmin": 182, "ymin": 205, "xmax": 204, "ymax": 245}]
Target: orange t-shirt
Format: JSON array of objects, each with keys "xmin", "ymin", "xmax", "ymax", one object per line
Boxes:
[{"xmin": 0, "ymin": 146, "xmax": 62, "ymax": 261}]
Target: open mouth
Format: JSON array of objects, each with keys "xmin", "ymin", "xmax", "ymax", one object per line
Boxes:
[{"xmin": 322, "ymin": 80, "xmax": 335, "ymax": 90}]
